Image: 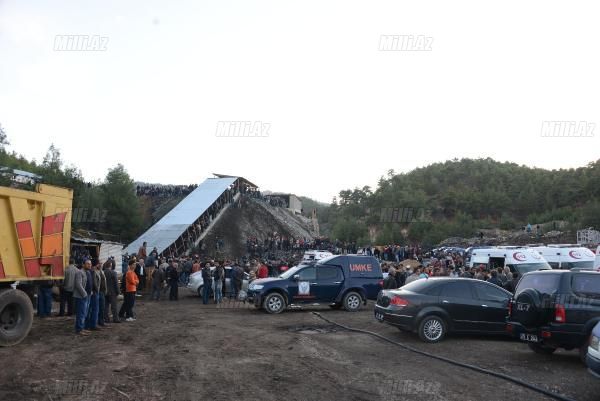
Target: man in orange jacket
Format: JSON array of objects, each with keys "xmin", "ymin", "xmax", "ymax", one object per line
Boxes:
[{"xmin": 124, "ymin": 259, "xmax": 139, "ymax": 321}]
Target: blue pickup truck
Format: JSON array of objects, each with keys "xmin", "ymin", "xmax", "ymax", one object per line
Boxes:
[{"xmin": 247, "ymin": 255, "xmax": 383, "ymax": 314}]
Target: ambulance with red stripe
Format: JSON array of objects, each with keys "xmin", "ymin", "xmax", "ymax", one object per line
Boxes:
[
  {"xmin": 467, "ymin": 246, "xmax": 552, "ymax": 275},
  {"xmin": 0, "ymin": 184, "xmax": 73, "ymax": 346},
  {"xmin": 531, "ymin": 244, "xmax": 596, "ymax": 270}
]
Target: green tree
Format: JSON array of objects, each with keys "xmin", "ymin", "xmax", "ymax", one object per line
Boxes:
[
  {"xmin": 101, "ymin": 164, "xmax": 142, "ymax": 242},
  {"xmin": 0, "ymin": 124, "xmax": 8, "ymax": 150}
]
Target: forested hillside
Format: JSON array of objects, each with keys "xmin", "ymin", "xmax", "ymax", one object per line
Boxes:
[
  {"xmin": 325, "ymin": 158, "xmax": 600, "ymax": 246},
  {"xmin": 0, "ymin": 125, "xmax": 142, "ymax": 242}
]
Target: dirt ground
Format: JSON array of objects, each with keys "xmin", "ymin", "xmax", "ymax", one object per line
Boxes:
[{"xmin": 1, "ymin": 291, "xmax": 598, "ymax": 401}]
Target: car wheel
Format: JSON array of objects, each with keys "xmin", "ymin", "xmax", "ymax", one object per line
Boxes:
[
  {"xmin": 263, "ymin": 293, "xmax": 286, "ymax": 314},
  {"xmin": 342, "ymin": 292, "xmax": 362, "ymax": 312},
  {"xmin": 418, "ymin": 315, "xmax": 447, "ymax": 343},
  {"xmin": 528, "ymin": 343, "xmax": 557, "ymax": 355},
  {"xmin": 0, "ymin": 289, "xmax": 34, "ymax": 347}
]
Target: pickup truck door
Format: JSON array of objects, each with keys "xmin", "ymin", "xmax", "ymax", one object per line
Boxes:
[
  {"xmin": 314, "ymin": 265, "xmax": 344, "ymax": 303},
  {"xmin": 289, "ymin": 267, "xmax": 317, "ymax": 303}
]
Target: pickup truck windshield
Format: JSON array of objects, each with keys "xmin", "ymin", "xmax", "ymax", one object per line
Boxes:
[{"xmin": 279, "ymin": 266, "xmax": 301, "ymax": 279}]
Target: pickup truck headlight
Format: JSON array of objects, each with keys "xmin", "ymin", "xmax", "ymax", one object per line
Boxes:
[
  {"xmin": 591, "ymin": 335, "xmax": 600, "ymax": 351},
  {"xmin": 249, "ymin": 284, "xmax": 264, "ymax": 291}
]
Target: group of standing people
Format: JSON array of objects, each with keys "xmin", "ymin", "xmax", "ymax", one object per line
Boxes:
[{"xmin": 54, "ymin": 256, "xmax": 139, "ymax": 337}]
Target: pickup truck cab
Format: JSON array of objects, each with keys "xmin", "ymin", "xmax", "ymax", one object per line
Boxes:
[{"xmin": 247, "ymin": 255, "xmax": 383, "ymax": 314}]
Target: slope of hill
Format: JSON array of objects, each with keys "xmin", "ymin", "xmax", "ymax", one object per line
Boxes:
[
  {"xmin": 198, "ymin": 198, "xmax": 316, "ymax": 258},
  {"xmin": 328, "ymin": 158, "xmax": 600, "ymax": 246}
]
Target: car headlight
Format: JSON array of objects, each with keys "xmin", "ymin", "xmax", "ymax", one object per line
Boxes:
[
  {"xmin": 591, "ymin": 335, "xmax": 600, "ymax": 351},
  {"xmin": 249, "ymin": 284, "xmax": 264, "ymax": 291}
]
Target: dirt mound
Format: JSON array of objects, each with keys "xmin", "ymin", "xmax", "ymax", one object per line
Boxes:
[{"xmin": 200, "ymin": 198, "xmax": 316, "ymax": 258}]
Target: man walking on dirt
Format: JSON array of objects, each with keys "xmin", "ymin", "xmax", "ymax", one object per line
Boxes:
[
  {"xmin": 59, "ymin": 258, "xmax": 77, "ymax": 316},
  {"xmin": 168, "ymin": 260, "xmax": 179, "ymax": 301},
  {"xmin": 85, "ymin": 260, "xmax": 101, "ymax": 331},
  {"xmin": 201, "ymin": 262, "xmax": 212, "ymax": 304},
  {"xmin": 151, "ymin": 263, "xmax": 165, "ymax": 301},
  {"xmin": 214, "ymin": 262, "xmax": 224, "ymax": 304},
  {"xmin": 103, "ymin": 260, "xmax": 120, "ymax": 323},
  {"xmin": 73, "ymin": 262, "xmax": 90, "ymax": 335}
]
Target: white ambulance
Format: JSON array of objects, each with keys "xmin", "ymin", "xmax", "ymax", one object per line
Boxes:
[
  {"xmin": 531, "ymin": 244, "xmax": 596, "ymax": 270},
  {"xmin": 595, "ymin": 245, "xmax": 600, "ymax": 271},
  {"xmin": 303, "ymin": 250, "xmax": 334, "ymax": 262},
  {"xmin": 468, "ymin": 246, "xmax": 551, "ymax": 274}
]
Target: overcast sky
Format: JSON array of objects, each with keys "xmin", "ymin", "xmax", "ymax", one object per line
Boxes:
[{"xmin": 1, "ymin": 0, "xmax": 598, "ymax": 203}]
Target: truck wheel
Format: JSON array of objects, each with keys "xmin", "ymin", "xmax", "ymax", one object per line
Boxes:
[
  {"xmin": 418, "ymin": 315, "xmax": 447, "ymax": 343},
  {"xmin": 528, "ymin": 343, "xmax": 557, "ymax": 355},
  {"xmin": 0, "ymin": 289, "xmax": 34, "ymax": 347},
  {"xmin": 342, "ymin": 292, "xmax": 362, "ymax": 312},
  {"xmin": 263, "ymin": 293, "xmax": 286, "ymax": 314}
]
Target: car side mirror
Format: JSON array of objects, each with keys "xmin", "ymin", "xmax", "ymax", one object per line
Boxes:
[{"xmin": 293, "ymin": 274, "xmax": 300, "ymax": 281}]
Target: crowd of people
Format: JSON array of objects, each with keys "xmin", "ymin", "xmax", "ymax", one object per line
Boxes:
[
  {"xmin": 45, "ymin": 256, "xmax": 138, "ymax": 337},
  {"xmin": 381, "ymin": 249, "xmax": 521, "ymax": 293},
  {"xmin": 135, "ymin": 184, "xmax": 198, "ymax": 197},
  {"xmin": 245, "ymin": 234, "xmax": 357, "ymax": 258},
  {"xmin": 361, "ymin": 244, "xmax": 424, "ymax": 262}
]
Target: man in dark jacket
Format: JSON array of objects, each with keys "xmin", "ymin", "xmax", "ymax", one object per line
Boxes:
[
  {"xmin": 103, "ymin": 261, "xmax": 120, "ymax": 323},
  {"xmin": 486, "ymin": 270, "xmax": 503, "ymax": 287},
  {"xmin": 383, "ymin": 268, "xmax": 397, "ymax": 289},
  {"xmin": 504, "ymin": 272, "xmax": 520, "ymax": 293},
  {"xmin": 201, "ymin": 263, "xmax": 212, "ymax": 304},
  {"xmin": 168, "ymin": 260, "xmax": 179, "ymax": 301},
  {"xmin": 84, "ymin": 260, "xmax": 100, "ymax": 331},
  {"xmin": 395, "ymin": 265, "xmax": 406, "ymax": 288},
  {"xmin": 151, "ymin": 264, "xmax": 165, "ymax": 301}
]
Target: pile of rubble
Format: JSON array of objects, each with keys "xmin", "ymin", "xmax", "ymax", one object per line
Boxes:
[{"xmin": 439, "ymin": 228, "xmax": 575, "ymax": 248}]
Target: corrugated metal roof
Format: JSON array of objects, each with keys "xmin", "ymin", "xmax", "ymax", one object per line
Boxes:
[{"xmin": 125, "ymin": 177, "xmax": 237, "ymax": 255}]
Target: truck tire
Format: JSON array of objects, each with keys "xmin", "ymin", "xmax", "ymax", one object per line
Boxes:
[
  {"xmin": 342, "ymin": 292, "xmax": 362, "ymax": 312},
  {"xmin": 0, "ymin": 289, "xmax": 34, "ymax": 347},
  {"xmin": 263, "ymin": 293, "xmax": 286, "ymax": 314}
]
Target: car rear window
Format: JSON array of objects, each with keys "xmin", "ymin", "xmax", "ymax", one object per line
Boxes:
[
  {"xmin": 441, "ymin": 281, "xmax": 474, "ymax": 299},
  {"xmin": 401, "ymin": 279, "xmax": 435, "ymax": 294},
  {"xmin": 571, "ymin": 274, "xmax": 600, "ymax": 297},
  {"xmin": 515, "ymin": 274, "xmax": 560, "ymax": 296}
]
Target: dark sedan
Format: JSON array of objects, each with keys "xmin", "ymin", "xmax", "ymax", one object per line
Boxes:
[{"xmin": 374, "ymin": 278, "xmax": 512, "ymax": 342}]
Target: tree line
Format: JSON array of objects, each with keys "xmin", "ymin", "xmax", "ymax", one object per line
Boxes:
[
  {"xmin": 323, "ymin": 158, "xmax": 600, "ymax": 247},
  {"xmin": 0, "ymin": 124, "xmax": 142, "ymax": 242}
]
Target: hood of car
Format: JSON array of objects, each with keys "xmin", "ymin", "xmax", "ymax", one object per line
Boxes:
[{"xmin": 250, "ymin": 277, "xmax": 283, "ymax": 286}]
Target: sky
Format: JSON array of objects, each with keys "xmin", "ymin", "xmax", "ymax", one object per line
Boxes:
[{"xmin": 1, "ymin": 0, "xmax": 599, "ymax": 203}]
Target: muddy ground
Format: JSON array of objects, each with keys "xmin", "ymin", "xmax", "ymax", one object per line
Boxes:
[{"xmin": 0, "ymin": 292, "xmax": 598, "ymax": 401}]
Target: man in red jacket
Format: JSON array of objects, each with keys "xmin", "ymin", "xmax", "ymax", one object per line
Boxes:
[{"xmin": 257, "ymin": 262, "xmax": 269, "ymax": 279}]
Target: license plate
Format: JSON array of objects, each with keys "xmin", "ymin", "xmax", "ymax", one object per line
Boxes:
[
  {"xmin": 375, "ymin": 312, "xmax": 384, "ymax": 321},
  {"xmin": 520, "ymin": 333, "xmax": 539, "ymax": 342}
]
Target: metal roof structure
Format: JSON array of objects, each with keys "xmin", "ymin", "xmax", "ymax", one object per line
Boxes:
[{"xmin": 125, "ymin": 177, "xmax": 237, "ymax": 255}]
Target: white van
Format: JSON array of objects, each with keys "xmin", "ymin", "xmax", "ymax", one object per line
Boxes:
[
  {"xmin": 468, "ymin": 246, "xmax": 551, "ymax": 275},
  {"xmin": 595, "ymin": 245, "xmax": 600, "ymax": 271},
  {"xmin": 531, "ymin": 244, "xmax": 596, "ymax": 270}
]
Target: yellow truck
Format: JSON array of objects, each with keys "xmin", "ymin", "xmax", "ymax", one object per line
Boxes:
[{"xmin": 0, "ymin": 183, "xmax": 73, "ymax": 346}]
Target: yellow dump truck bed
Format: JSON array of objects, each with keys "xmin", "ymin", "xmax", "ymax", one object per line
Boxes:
[{"xmin": 0, "ymin": 184, "xmax": 73, "ymax": 282}]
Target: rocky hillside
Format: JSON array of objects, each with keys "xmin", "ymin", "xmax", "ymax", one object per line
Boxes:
[{"xmin": 198, "ymin": 198, "xmax": 316, "ymax": 258}]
